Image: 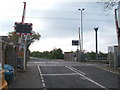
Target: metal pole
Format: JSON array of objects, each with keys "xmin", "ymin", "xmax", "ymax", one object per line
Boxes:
[
  {"xmin": 22, "ymin": 2, "xmax": 26, "ymax": 71},
  {"xmin": 115, "ymin": 8, "xmax": 120, "ymax": 68},
  {"xmin": 78, "ymin": 8, "xmax": 85, "ymax": 52},
  {"xmin": 22, "ymin": 2, "xmax": 26, "ymax": 23},
  {"xmin": 81, "ymin": 10, "xmax": 83, "ymax": 52},
  {"xmin": 77, "ymin": 45, "xmax": 79, "ymax": 62},
  {"xmin": 23, "ymin": 35, "xmax": 27, "ymax": 71},
  {"xmin": 78, "ymin": 27, "xmax": 81, "ymax": 52},
  {"xmin": 94, "ymin": 27, "xmax": 99, "ymax": 61},
  {"xmin": 78, "ymin": 8, "xmax": 85, "ymax": 61}
]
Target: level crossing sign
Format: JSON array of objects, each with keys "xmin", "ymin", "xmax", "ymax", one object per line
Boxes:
[{"xmin": 14, "ymin": 22, "xmax": 32, "ymax": 35}]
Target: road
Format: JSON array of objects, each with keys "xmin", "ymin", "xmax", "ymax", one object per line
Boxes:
[{"xmin": 8, "ymin": 57, "xmax": 120, "ymax": 90}]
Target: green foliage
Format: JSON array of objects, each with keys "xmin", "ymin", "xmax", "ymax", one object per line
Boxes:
[
  {"xmin": 8, "ymin": 32, "xmax": 19, "ymax": 45},
  {"xmin": 30, "ymin": 48, "xmax": 64, "ymax": 59},
  {"xmin": 98, "ymin": 51, "xmax": 107, "ymax": 60},
  {"xmin": 8, "ymin": 31, "xmax": 41, "ymax": 46},
  {"xmin": 30, "ymin": 31, "xmax": 41, "ymax": 43},
  {"xmin": 85, "ymin": 51, "xmax": 96, "ymax": 60},
  {"xmin": 101, "ymin": 0, "xmax": 118, "ymax": 11},
  {"xmin": 85, "ymin": 51, "xmax": 107, "ymax": 60}
]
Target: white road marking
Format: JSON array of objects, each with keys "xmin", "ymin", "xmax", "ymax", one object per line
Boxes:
[
  {"xmin": 37, "ymin": 65, "xmax": 46, "ymax": 89},
  {"xmin": 28, "ymin": 62, "xmax": 61, "ymax": 64},
  {"xmin": 66, "ymin": 66, "xmax": 109, "ymax": 90},
  {"xmin": 42, "ymin": 73, "xmax": 79, "ymax": 76},
  {"xmin": 37, "ymin": 65, "xmax": 58, "ymax": 66},
  {"xmin": 67, "ymin": 66, "xmax": 86, "ymax": 75},
  {"xmin": 42, "ymin": 83, "xmax": 46, "ymax": 88},
  {"xmin": 95, "ymin": 65, "xmax": 119, "ymax": 75}
]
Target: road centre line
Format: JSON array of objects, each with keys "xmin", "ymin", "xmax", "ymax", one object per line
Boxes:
[
  {"xmin": 66, "ymin": 66, "xmax": 109, "ymax": 90},
  {"xmin": 37, "ymin": 65, "xmax": 46, "ymax": 89}
]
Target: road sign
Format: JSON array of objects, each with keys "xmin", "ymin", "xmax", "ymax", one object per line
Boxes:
[
  {"xmin": 14, "ymin": 22, "xmax": 32, "ymax": 34},
  {"xmin": 72, "ymin": 40, "xmax": 79, "ymax": 46}
]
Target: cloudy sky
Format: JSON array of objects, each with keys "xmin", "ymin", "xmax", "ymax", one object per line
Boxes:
[{"xmin": 0, "ymin": 0, "xmax": 118, "ymax": 53}]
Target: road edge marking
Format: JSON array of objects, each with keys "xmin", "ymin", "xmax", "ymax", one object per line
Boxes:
[
  {"xmin": 95, "ymin": 65, "xmax": 119, "ymax": 75},
  {"xmin": 37, "ymin": 65, "xmax": 46, "ymax": 90}
]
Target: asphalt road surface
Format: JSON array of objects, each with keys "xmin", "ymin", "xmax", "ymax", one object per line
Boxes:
[{"xmin": 8, "ymin": 58, "xmax": 120, "ymax": 90}]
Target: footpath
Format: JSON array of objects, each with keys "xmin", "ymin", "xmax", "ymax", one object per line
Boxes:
[{"xmin": 8, "ymin": 65, "xmax": 43, "ymax": 89}]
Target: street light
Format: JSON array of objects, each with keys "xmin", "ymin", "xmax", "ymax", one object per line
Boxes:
[
  {"xmin": 78, "ymin": 8, "xmax": 85, "ymax": 52},
  {"xmin": 94, "ymin": 27, "xmax": 99, "ymax": 61}
]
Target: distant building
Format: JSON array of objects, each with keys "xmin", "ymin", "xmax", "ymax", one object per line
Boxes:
[
  {"xmin": 64, "ymin": 52, "xmax": 85, "ymax": 61},
  {"xmin": 64, "ymin": 52, "xmax": 76, "ymax": 61}
]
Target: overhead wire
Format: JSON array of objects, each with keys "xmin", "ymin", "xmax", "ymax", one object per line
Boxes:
[{"xmin": 1, "ymin": 16, "xmax": 113, "ymax": 22}]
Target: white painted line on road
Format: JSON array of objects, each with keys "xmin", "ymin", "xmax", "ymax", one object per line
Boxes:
[
  {"xmin": 28, "ymin": 62, "xmax": 61, "ymax": 64},
  {"xmin": 38, "ymin": 65, "xmax": 58, "ymax": 66},
  {"xmin": 67, "ymin": 66, "xmax": 86, "ymax": 75},
  {"xmin": 42, "ymin": 73, "xmax": 79, "ymax": 76},
  {"xmin": 42, "ymin": 83, "xmax": 46, "ymax": 88},
  {"xmin": 37, "ymin": 65, "xmax": 46, "ymax": 89},
  {"xmin": 66, "ymin": 66, "xmax": 86, "ymax": 77},
  {"xmin": 95, "ymin": 65, "xmax": 119, "ymax": 75},
  {"xmin": 66, "ymin": 66, "xmax": 109, "ymax": 90}
]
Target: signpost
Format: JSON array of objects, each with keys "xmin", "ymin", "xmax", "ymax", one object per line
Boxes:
[
  {"xmin": 14, "ymin": 22, "xmax": 32, "ymax": 34},
  {"xmin": 72, "ymin": 40, "xmax": 79, "ymax": 61},
  {"xmin": 72, "ymin": 40, "xmax": 79, "ymax": 46},
  {"xmin": 14, "ymin": 2, "xmax": 32, "ymax": 71}
]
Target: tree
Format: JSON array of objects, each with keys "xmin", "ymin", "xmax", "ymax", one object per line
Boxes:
[
  {"xmin": 8, "ymin": 32, "xmax": 19, "ymax": 45},
  {"xmin": 102, "ymin": 0, "xmax": 119, "ymax": 11},
  {"xmin": 8, "ymin": 31, "xmax": 41, "ymax": 46},
  {"xmin": 50, "ymin": 48, "xmax": 64, "ymax": 59},
  {"xmin": 29, "ymin": 31, "xmax": 41, "ymax": 44},
  {"xmin": 98, "ymin": 51, "xmax": 107, "ymax": 60},
  {"xmin": 8, "ymin": 31, "xmax": 41, "ymax": 61},
  {"xmin": 30, "ymin": 48, "xmax": 64, "ymax": 59},
  {"xmin": 85, "ymin": 51, "xmax": 96, "ymax": 60}
]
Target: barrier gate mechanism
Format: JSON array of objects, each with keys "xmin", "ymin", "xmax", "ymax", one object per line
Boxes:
[
  {"xmin": 113, "ymin": 1, "xmax": 120, "ymax": 69},
  {"xmin": 14, "ymin": 2, "xmax": 33, "ymax": 71}
]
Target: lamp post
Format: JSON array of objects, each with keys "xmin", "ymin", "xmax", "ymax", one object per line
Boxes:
[
  {"xmin": 94, "ymin": 27, "xmax": 99, "ymax": 61},
  {"xmin": 78, "ymin": 8, "xmax": 85, "ymax": 52}
]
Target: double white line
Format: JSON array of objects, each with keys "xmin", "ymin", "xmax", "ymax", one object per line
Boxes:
[{"xmin": 66, "ymin": 66, "xmax": 109, "ymax": 90}]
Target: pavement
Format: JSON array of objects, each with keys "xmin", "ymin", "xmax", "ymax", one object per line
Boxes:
[
  {"xmin": 8, "ymin": 58, "xmax": 120, "ymax": 90},
  {"xmin": 8, "ymin": 65, "xmax": 43, "ymax": 89}
]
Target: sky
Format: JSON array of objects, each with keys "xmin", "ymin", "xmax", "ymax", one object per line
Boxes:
[{"xmin": 0, "ymin": 0, "xmax": 118, "ymax": 53}]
